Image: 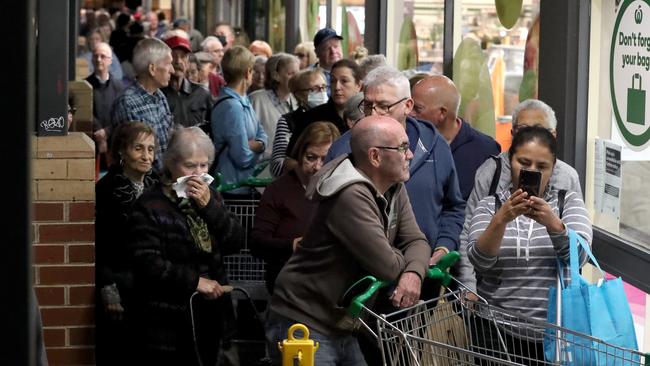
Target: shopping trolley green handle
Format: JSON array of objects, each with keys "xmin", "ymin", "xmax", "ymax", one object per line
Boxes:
[
  {"xmin": 343, "ymin": 251, "xmax": 460, "ymax": 317},
  {"xmin": 212, "ymin": 171, "xmax": 273, "ymax": 192},
  {"xmin": 215, "ymin": 177, "xmax": 272, "ymax": 192},
  {"xmin": 425, "ymin": 250, "xmax": 460, "ymax": 287}
]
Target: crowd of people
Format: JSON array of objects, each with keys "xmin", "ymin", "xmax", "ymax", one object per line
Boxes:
[{"xmin": 87, "ymin": 6, "xmax": 592, "ymax": 366}]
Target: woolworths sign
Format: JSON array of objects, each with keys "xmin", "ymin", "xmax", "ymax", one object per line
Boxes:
[{"xmin": 611, "ymin": 0, "xmax": 650, "ymax": 150}]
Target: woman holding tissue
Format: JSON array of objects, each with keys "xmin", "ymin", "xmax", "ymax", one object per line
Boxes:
[
  {"xmin": 127, "ymin": 126, "xmax": 244, "ymax": 366},
  {"xmin": 466, "ymin": 126, "xmax": 592, "ymax": 364},
  {"xmin": 95, "ymin": 121, "xmax": 158, "ymax": 365}
]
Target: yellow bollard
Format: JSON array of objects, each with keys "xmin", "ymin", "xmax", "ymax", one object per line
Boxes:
[{"xmin": 278, "ymin": 323, "xmax": 319, "ymax": 366}]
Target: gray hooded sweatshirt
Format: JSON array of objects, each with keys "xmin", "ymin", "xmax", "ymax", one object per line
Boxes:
[{"xmin": 269, "ymin": 155, "xmax": 430, "ymax": 336}]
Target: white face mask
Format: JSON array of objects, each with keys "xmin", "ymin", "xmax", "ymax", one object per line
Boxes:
[{"xmin": 307, "ymin": 90, "xmax": 328, "ymax": 108}]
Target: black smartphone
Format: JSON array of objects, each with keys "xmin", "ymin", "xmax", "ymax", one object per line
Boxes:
[{"xmin": 518, "ymin": 168, "xmax": 542, "ymax": 197}]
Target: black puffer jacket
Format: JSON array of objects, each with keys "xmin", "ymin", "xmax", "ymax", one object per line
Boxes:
[{"xmin": 127, "ymin": 183, "xmax": 243, "ymax": 362}]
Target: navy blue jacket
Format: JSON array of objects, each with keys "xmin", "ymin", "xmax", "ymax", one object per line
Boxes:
[
  {"xmin": 326, "ymin": 116, "xmax": 465, "ymax": 251},
  {"xmin": 451, "ymin": 120, "xmax": 501, "ymax": 200}
]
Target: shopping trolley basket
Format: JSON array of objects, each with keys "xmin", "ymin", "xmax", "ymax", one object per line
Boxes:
[
  {"xmin": 215, "ymin": 174, "xmax": 273, "ymax": 300},
  {"xmin": 342, "ymin": 253, "xmax": 648, "ymax": 366}
]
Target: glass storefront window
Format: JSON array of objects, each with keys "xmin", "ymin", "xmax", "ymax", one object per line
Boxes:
[
  {"xmin": 268, "ymin": 0, "xmax": 286, "ymax": 52},
  {"xmin": 386, "ymin": 1, "xmax": 537, "ymax": 147},
  {"xmin": 587, "ymin": 0, "xmax": 650, "ymax": 350},
  {"xmin": 386, "ymin": 0, "xmax": 445, "ymax": 73},
  {"xmin": 457, "ymin": 0, "xmax": 538, "ymax": 148},
  {"xmin": 317, "ymin": 0, "xmax": 366, "ymax": 59},
  {"xmin": 588, "ymin": 0, "xmax": 650, "ymax": 251}
]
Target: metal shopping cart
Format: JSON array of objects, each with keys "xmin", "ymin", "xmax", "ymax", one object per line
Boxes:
[
  {"xmin": 342, "ymin": 252, "xmax": 649, "ymax": 366},
  {"xmin": 214, "ymin": 173, "xmax": 272, "ymax": 300},
  {"xmin": 214, "ymin": 172, "xmax": 274, "ymax": 365}
]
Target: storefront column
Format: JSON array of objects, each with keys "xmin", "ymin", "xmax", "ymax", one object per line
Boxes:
[{"xmin": 538, "ymin": 0, "xmax": 591, "ymax": 192}]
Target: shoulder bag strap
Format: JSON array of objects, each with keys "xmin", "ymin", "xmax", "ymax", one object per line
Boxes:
[{"xmin": 488, "ymin": 155, "xmax": 502, "ymax": 196}]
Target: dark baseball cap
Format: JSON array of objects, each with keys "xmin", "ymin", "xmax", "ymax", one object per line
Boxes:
[{"xmin": 313, "ymin": 28, "xmax": 343, "ymax": 48}]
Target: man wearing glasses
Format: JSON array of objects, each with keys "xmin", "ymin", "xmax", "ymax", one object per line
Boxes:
[
  {"xmin": 327, "ymin": 65, "xmax": 465, "ymax": 269},
  {"xmin": 268, "ymin": 115, "xmax": 431, "ymax": 366},
  {"xmin": 457, "ymin": 98, "xmax": 582, "ymax": 295}
]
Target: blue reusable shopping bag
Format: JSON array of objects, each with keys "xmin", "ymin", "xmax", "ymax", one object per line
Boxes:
[{"xmin": 545, "ymin": 229, "xmax": 639, "ymax": 365}]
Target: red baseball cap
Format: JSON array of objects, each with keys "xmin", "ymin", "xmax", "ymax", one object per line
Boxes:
[{"xmin": 165, "ymin": 36, "xmax": 192, "ymax": 53}]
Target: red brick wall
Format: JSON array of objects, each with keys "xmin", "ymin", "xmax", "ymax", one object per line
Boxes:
[{"xmin": 33, "ymin": 133, "xmax": 96, "ymax": 365}]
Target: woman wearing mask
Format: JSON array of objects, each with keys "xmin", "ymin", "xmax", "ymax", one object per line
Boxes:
[
  {"xmin": 95, "ymin": 122, "xmax": 158, "ymax": 365},
  {"xmin": 127, "ymin": 127, "xmax": 244, "ymax": 365},
  {"xmin": 269, "ymin": 68, "xmax": 327, "ymax": 176},
  {"xmin": 467, "ymin": 126, "xmax": 592, "ymax": 365},
  {"xmin": 285, "ymin": 59, "xmax": 362, "ymax": 162},
  {"xmin": 249, "ymin": 53, "xmax": 300, "ymax": 159},
  {"xmin": 251, "ymin": 122, "xmax": 340, "ymax": 293}
]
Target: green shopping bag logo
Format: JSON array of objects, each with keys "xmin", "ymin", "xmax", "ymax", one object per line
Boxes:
[{"xmin": 627, "ymin": 73, "xmax": 646, "ymax": 125}]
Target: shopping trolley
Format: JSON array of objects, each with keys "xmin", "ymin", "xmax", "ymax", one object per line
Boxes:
[
  {"xmin": 214, "ymin": 172, "xmax": 273, "ymax": 364},
  {"xmin": 342, "ymin": 252, "xmax": 648, "ymax": 366},
  {"xmin": 214, "ymin": 174, "xmax": 272, "ymax": 300}
]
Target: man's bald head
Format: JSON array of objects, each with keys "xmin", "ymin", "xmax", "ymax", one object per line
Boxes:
[
  {"xmin": 92, "ymin": 42, "xmax": 113, "ymax": 75},
  {"xmin": 351, "ymin": 115, "xmax": 403, "ymax": 164},
  {"xmin": 411, "ymin": 75, "xmax": 460, "ymax": 127},
  {"xmin": 351, "ymin": 115, "xmax": 412, "ymax": 192}
]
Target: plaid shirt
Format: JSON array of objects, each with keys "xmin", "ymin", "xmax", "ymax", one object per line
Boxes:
[{"xmin": 111, "ymin": 83, "xmax": 172, "ymax": 172}]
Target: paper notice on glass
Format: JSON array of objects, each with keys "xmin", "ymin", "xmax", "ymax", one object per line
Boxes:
[{"xmin": 594, "ymin": 138, "xmax": 622, "ymax": 220}]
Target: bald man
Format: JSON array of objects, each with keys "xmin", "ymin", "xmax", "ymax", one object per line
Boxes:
[
  {"xmin": 411, "ymin": 75, "xmax": 500, "ymax": 200},
  {"xmin": 327, "ymin": 66, "xmax": 465, "ymax": 268},
  {"xmin": 86, "ymin": 42, "xmax": 124, "ymax": 165},
  {"xmin": 268, "ymin": 115, "xmax": 430, "ymax": 366}
]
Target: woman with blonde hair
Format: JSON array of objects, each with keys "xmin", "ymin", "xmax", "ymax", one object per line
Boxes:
[
  {"xmin": 293, "ymin": 41, "xmax": 317, "ymax": 69},
  {"xmin": 211, "ymin": 46, "xmax": 268, "ymax": 196}
]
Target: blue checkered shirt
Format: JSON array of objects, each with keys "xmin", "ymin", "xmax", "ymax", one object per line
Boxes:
[{"xmin": 111, "ymin": 83, "xmax": 172, "ymax": 172}]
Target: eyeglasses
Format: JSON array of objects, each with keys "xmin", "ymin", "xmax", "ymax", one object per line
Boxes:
[
  {"xmin": 374, "ymin": 142, "xmax": 410, "ymax": 156},
  {"xmin": 68, "ymin": 107, "xmax": 77, "ymax": 115},
  {"xmin": 93, "ymin": 54, "xmax": 112, "ymax": 60},
  {"xmin": 300, "ymin": 85, "xmax": 327, "ymax": 93},
  {"xmin": 294, "ymin": 53, "xmax": 308, "ymax": 58},
  {"xmin": 359, "ymin": 97, "xmax": 408, "ymax": 116}
]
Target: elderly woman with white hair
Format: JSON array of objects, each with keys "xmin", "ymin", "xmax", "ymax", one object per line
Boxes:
[{"xmin": 127, "ymin": 126, "xmax": 243, "ymax": 366}]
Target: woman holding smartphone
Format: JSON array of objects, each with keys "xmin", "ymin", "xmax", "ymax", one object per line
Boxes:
[{"xmin": 466, "ymin": 126, "xmax": 592, "ymax": 365}]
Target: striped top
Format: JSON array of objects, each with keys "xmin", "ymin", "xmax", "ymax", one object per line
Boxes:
[
  {"xmin": 270, "ymin": 115, "xmax": 291, "ymax": 177},
  {"xmin": 467, "ymin": 188, "xmax": 592, "ymax": 322}
]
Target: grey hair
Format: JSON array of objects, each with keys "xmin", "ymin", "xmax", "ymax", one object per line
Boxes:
[
  {"xmin": 201, "ymin": 36, "xmax": 222, "ymax": 50},
  {"xmin": 512, "ymin": 99, "xmax": 557, "ymax": 129},
  {"xmin": 343, "ymin": 92, "xmax": 365, "ymax": 123},
  {"xmin": 358, "ymin": 54, "xmax": 387, "ymax": 80},
  {"xmin": 163, "ymin": 126, "xmax": 215, "ymax": 172},
  {"xmin": 265, "ymin": 52, "xmax": 299, "ymax": 90},
  {"xmin": 363, "ymin": 65, "xmax": 411, "ymax": 98},
  {"xmin": 132, "ymin": 38, "xmax": 171, "ymax": 76}
]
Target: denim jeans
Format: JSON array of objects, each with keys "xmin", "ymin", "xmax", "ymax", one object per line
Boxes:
[{"xmin": 266, "ymin": 312, "xmax": 368, "ymax": 366}]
